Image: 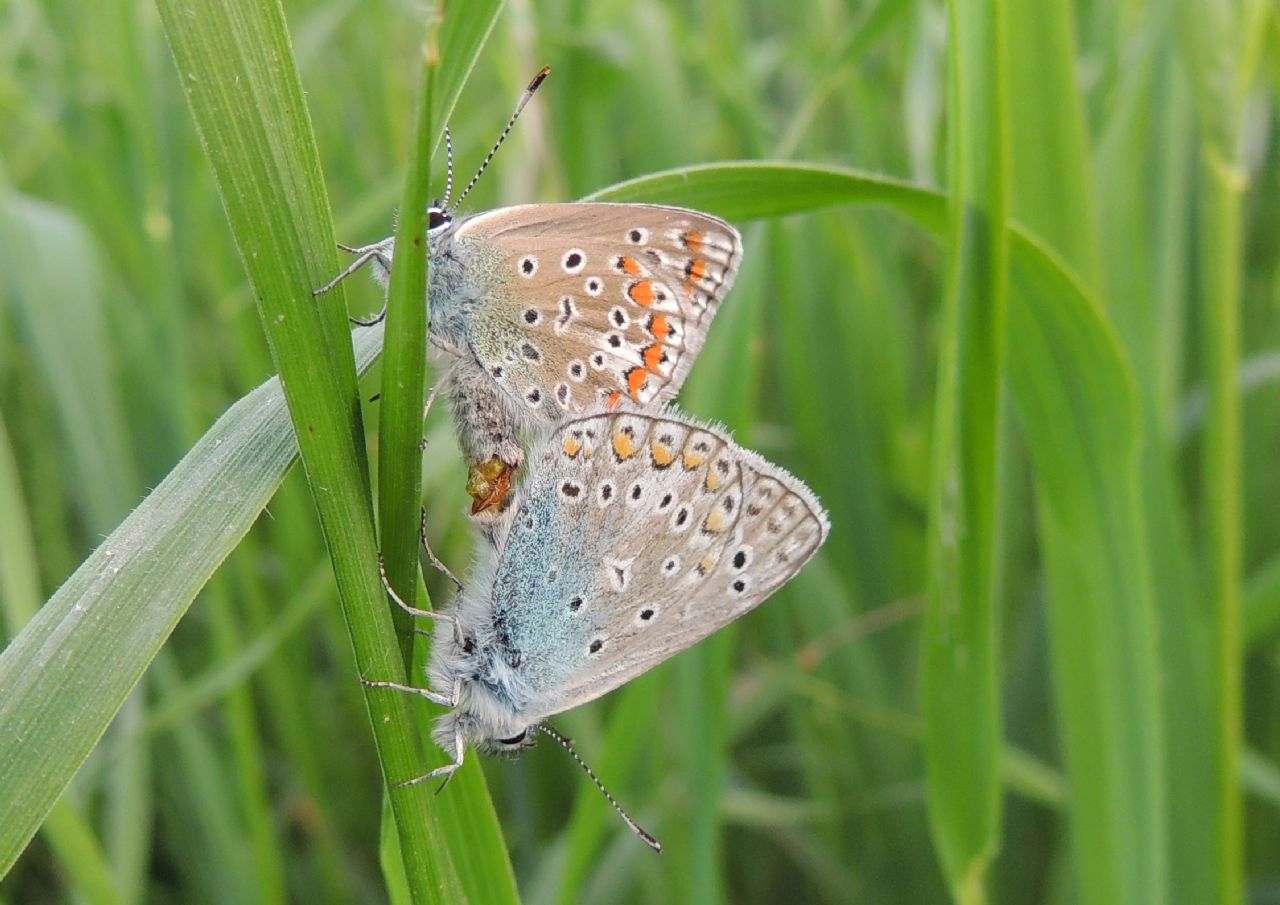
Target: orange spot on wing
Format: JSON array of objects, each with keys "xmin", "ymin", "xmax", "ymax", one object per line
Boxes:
[
  {"xmin": 683, "ymin": 450, "xmax": 705, "ymax": 470},
  {"xmin": 626, "ymin": 368, "xmax": 648, "ymax": 398},
  {"xmin": 628, "ymin": 280, "xmax": 654, "ymax": 307},
  {"xmin": 683, "ymin": 231, "xmax": 705, "ymax": 253},
  {"xmin": 563, "ymin": 435, "xmax": 583, "ymax": 458},
  {"xmin": 651, "ymin": 442, "xmax": 675, "ymax": 466},
  {"xmin": 686, "ymin": 259, "xmax": 707, "ymax": 281},
  {"xmin": 618, "ymin": 255, "xmax": 641, "ymax": 275},
  {"xmin": 704, "ymin": 469, "xmax": 721, "ymax": 491},
  {"xmin": 612, "ymin": 430, "xmax": 637, "ymax": 460},
  {"xmin": 642, "ymin": 344, "xmax": 664, "ymax": 373},
  {"xmin": 605, "ymin": 391, "xmax": 623, "ymax": 409},
  {"xmin": 649, "ymin": 314, "xmax": 671, "ymax": 342}
]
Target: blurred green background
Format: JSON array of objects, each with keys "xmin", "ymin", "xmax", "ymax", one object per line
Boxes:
[{"xmin": 1, "ymin": 0, "xmax": 1278, "ymax": 903}]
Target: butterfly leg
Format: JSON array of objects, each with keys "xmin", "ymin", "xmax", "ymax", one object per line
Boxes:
[
  {"xmin": 312, "ymin": 238, "xmax": 395, "ymax": 297},
  {"xmin": 393, "ymin": 726, "xmax": 465, "ymax": 791},
  {"xmin": 348, "ymin": 306, "xmax": 387, "ymax": 328},
  {"xmin": 418, "ymin": 382, "xmax": 440, "ymax": 451},
  {"xmin": 359, "ymin": 675, "xmax": 457, "ymax": 707},
  {"xmin": 418, "ymin": 507, "xmax": 464, "ymax": 592},
  {"xmin": 377, "ymin": 554, "xmax": 461, "ymax": 634}
]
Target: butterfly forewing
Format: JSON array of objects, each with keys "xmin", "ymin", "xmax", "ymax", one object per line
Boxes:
[
  {"xmin": 454, "ymin": 204, "xmax": 742, "ymax": 414},
  {"xmin": 487, "ymin": 409, "xmax": 828, "ymax": 722}
]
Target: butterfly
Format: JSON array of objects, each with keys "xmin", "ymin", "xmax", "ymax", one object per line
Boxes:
[
  {"xmin": 315, "ymin": 68, "xmax": 743, "ymax": 517},
  {"xmin": 364, "ymin": 406, "xmax": 828, "ymax": 849}
]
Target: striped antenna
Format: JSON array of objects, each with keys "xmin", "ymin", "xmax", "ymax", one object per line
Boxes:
[
  {"xmin": 535, "ymin": 723, "xmax": 662, "ymax": 853},
  {"xmin": 449, "ymin": 66, "xmax": 550, "ymax": 213},
  {"xmin": 440, "ymin": 125, "xmax": 455, "ymax": 209}
]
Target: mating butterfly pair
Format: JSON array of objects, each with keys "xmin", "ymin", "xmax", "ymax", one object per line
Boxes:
[{"xmin": 318, "ymin": 68, "xmax": 828, "ymax": 851}]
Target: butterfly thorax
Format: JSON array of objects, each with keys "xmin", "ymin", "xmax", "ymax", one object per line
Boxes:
[{"xmin": 427, "ymin": 223, "xmax": 515, "ymax": 357}]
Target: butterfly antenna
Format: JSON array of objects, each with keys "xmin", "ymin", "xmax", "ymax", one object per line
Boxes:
[
  {"xmin": 535, "ymin": 723, "xmax": 662, "ymax": 853},
  {"xmin": 441, "ymin": 125, "xmax": 455, "ymax": 209},
  {"xmin": 449, "ymin": 65, "xmax": 551, "ymax": 213}
]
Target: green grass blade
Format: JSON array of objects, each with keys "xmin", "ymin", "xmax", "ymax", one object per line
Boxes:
[
  {"xmin": 1003, "ymin": 3, "xmax": 1177, "ymax": 902},
  {"xmin": 377, "ymin": 17, "xmax": 436, "ymax": 667},
  {"xmin": 1094, "ymin": 20, "xmax": 1207, "ymax": 904},
  {"xmin": 369, "ymin": 7, "xmax": 521, "ymax": 903},
  {"xmin": 39, "ymin": 801, "xmax": 127, "ymax": 905},
  {"xmin": 431, "ymin": 0, "xmax": 505, "ymax": 154},
  {"xmin": 151, "ymin": 0, "xmax": 471, "ymax": 900},
  {"xmin": 585, "ymin": 162, "xmax": 945, "ymax": 233},
  {"xmin": 1005, "ymin": 0, "xmax": 1100, "ymax": 291},
  {"xmin": 0, "ymin": 322, "xmax": 380, "ymax": 876},
  {"xmin": 1180, "ymin": 0, "xmax": 1249, "ymax": 898},
  {"xmin": 1244, "ymin": 556, "xmax": 1280, "ymax": 644},
  {"xmin": 1007, "ymin": 231, "xmax": 1166, "ymax": 904},
  {"xmin": 205, "ymin": 579, "xmax": 288, "ymax": 905},
  {"xmin": 0, "ymin": 192, "xmax": 139, "ymax": 529},
  {"xmin": 376, "ymin": 0, "xmax": 504, "ymax": 659},
  {"xmin": 920, "ymin": 0, "xmax": 1009, "ymax": 897},
  {"xmin": 0, "ymin": 411, "xmax": 40, "ymax": 635}
]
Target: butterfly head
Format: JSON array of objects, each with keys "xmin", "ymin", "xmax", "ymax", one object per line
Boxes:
[
  {"xmin": 486, "ymin": 726, "xmax": 540, "ymax": 758},
  {"xmin": 433, "ymin": 705, "xmax": 538, "ymax": 760},
  {"xmin": 427, "ymin": 203, "xmax": 453, "ymax": 235}
]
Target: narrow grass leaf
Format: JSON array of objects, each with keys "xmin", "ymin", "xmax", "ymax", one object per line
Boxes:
[
  {"xmin": 369, "ymin": 6, "xmax": 521, "ymax": 901},
  {"xmin": 920, "ymin": 0, "xmax": 1009, "ymax": 897},
  {"xmin": 586, "ymin": 162, "xmax": 946, "ymax": 234},
  {"xmin": 1179, "ymin": 0, "xmax": 1249, "ymax": 895},
  {"xmin": 377, "ymin": 16, "xmax": 437, "ymax": 666},
  {"xmin": 0, "ymin": 411, "xmax": 40, "ymax": 635},
  {"xmin": 430, "ymin": 0, "xmax": 505, "ymax": 153}
]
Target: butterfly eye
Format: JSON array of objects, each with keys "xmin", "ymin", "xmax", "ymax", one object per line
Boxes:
[
  {"xmin": 498, "ymin": 730, "xmax": 528, "ymax": 745},
  {"xmin": 427, "ymin": 206, "xmax": 451, "ymax": 230}
]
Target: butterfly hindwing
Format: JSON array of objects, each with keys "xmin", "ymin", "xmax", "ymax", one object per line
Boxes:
[
  {"xmin": 452, "ymin": 203, "xmax": 742, "ymax": 415},
  {"xmin": 485, "ymin": 408, "xmax": 828, "ymax": 723}
]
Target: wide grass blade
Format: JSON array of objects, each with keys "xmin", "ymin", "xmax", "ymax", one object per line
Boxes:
[
  {"xmin": 1006, "ymin": 233, "xmax": 1166, "ymax": 905},
  {"xmin": 0, "ymin": 322, "xmax": 380, "ymax": 876},
  {"xmin": 152, "ymin": 0, "xmax": 464, "ymax": 899}
]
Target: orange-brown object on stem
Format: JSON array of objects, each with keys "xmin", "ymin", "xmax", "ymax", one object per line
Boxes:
[{"xmin": 466, "ymin": 456, "xmax": 515, "ymax": 515}]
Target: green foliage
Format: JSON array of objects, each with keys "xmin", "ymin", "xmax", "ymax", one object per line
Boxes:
[{"xmin": 1, "ymin": 1, "xmax": 1277, "ymax": 903}]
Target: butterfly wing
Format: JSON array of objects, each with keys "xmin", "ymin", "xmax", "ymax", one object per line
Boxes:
[
  {"xmin": 484, "ymin": 408, "xmax": 828, "ymax": 723},
  {"xmin": 451, "ymin": 203, "xmax": 742, "ymax": 418}
]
